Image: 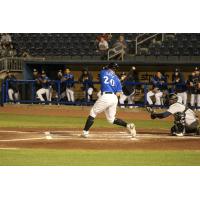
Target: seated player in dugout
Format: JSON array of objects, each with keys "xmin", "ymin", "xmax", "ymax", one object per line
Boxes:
[
  {"xmin": 4, "ymin": 70, "xmax": 20, "ymax": 103},
  {"xmin": 36, "ymin": 70, "xmax": 52, "ymax": 103},
  {"xmin": 78, "ymin": 68, "xmax": 95, "ymax": 102},
  {"xmin": 147, "ymin": 71, "xmax": 168, "ymax": 106},
  {"xmin": 150, "ymin": 93, "xmax": 200, "ymax": 136}
]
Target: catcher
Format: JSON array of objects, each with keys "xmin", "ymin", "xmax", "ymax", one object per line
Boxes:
[{"xmin": 149, "ymin": 93, "xmax": 200, "ymax": 136}]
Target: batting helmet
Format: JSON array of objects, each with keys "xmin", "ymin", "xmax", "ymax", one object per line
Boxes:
[{"xmin": 107, "ymin": 62, "xmax": 119, "ymax": 70}]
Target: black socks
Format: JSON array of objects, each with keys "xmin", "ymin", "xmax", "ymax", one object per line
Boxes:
[
  {"xmin": 113, "ymin": 118, "xmax": 127, "ymax": 127},
  {"xmin": 83, "ymin": 115, "xmax": 95, "ymax": 131}
]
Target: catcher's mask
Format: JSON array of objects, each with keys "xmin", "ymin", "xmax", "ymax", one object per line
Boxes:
[{"xmin": 168, "ymin": 93, "xmax": 178, "ymax": 105}]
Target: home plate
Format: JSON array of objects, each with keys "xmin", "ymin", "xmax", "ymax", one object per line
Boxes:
[{"xmin": 44, "ymin": 131, "xmax": 52, "ymax": 140}]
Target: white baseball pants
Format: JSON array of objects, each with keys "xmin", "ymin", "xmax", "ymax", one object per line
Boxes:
[
  {"xmin": 36, "ymin": 88, "xmax": 52, "ymax": 101},
  {"xmin": 66, "ymin": 88, "xmax": 74, "ymax": 102},
  {"xmin": 8, "ymin": 88, "xmax": 19, "ymax": 101},
  {"xmin": 119, "ymin": 91, "xmax": 135, "ymax": 108},
  {"xmin": 177, "ymin": 92, "xmax": 187, "ymax": 105},
  {"xmin": 147, "ymin": 90, "xmax": 163, "ymax": 105},
  {"xmin": 190, "ymin": 94, "xmax": 200, "ymax": 109},
  {"xmin": 90, "ymin": 93, "xmax": 118, "ymax": 124}
]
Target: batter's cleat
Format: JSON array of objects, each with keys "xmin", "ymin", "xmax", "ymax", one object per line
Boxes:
[
  {"xmin": 81, "ymin": 130, "xmax": 89, "ymax": 138},
  {"xmin": 127, "ymin": 123, "xmax": 136, "ymax": 138}
]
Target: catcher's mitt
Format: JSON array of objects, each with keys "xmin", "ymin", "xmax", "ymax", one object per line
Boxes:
[
  {"xmin": 145, "ymin": 106, "xmax": 154, "ymax": 114},
  {"xmin": 145, "ymin": 106, "xmax": 157, "ymax": 119}
]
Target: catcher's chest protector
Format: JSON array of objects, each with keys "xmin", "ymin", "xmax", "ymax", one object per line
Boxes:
[
  {"xmin": 174, "ymin": 112, "xmax": 186, "ymax": 125},
  {"xmin": 174, "ymin": 106, "xmax": 188, "ymax": 126}
]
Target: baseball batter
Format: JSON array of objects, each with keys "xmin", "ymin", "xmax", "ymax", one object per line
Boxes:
[
  {"xmin": 150, "ymin": 93, "xmax": 199, "ymax": 136},
  {"xmin": 82, "ymin": 63, "xmax": 136, "ymax": 138}
]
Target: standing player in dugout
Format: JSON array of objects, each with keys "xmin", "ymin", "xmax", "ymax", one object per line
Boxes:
[
  {"xmin": 82, "ymin": 63, "xmax": 136, "ymax": 138},
  {"xmin": 188, "ymin": 67, "xmax": 200, "ymax": 110}
]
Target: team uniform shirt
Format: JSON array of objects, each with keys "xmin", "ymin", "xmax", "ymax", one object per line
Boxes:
[
  {"xmin": 79, "ymin": 73, "xmax": 94, "ymax": 90},
  {"xmin": 122, "ymin": 72, "xmax": 139, "ymax": 96},
  {"xmin": 38, "ymin": 76, "xmax": 50, "ymax": 89},
  {"xmin": 188, "ymin": 74, "xmax": 200, "ymax": 94},
  {"xmin": 151, "ymin": 75, "xmax": 168, "ymax": 91},
  {"xmin": 100, "ymin": 69, "xmax": 122, "ymax": 93},
  {"xmin": 172, "ymin": 73, "xmax": 187, "ymax": 93},
  {"xmin": 90, "ymin": 69, "xmax": 122, "ymax": 123},
  {"xmin": 63, "ymin": 73, "xmax": 74, "ymax": 88},
  {"xmin": 167, "ymin": 102, "xmax": 197, "ymax": 125},
  {"xmin": 4, "ymin": 75, "xmax": 18, "ymax": 92}
]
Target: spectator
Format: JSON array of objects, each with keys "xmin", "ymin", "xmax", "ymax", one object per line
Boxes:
[
  {"xmin": 112, "ymin": 35, "xmax": 127, "ymax": 59},
  {"xmin": 96, "ymin": 33, "xmax": 112, "ymax": 43},
  {"xmin": 98, "ymin": 37, "xmax": 109, "ymax": 51},
  {"xmin": 79, "ymin": 68, "xmax": 94, "ymax": 102},
  {"xmin": 7, "ymin": 44, "xmax": 17, "ymax": 57},
  {"xmin": 0, "ymin": 33, "xmax": 12, "ymax": 49},
  {"xmin": 22, "ymin": 51, "xmax": 31, "ymax": 58},
  {"xmin": 98, "ymin": 37, "xmax": 109, "ymax": 59},
  {"xmin": 0, "ymin": 44, "xmax": 8, "ymax": 57},
  {"xmin": 4, "ymin": 70, "xmax": 19, "ymax": 103},
  {"xmin": 95, "ymin": 33, "xmax": 112, "ymax": 52}
]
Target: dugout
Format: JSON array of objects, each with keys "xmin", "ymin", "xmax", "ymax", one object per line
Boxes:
[{"xmin": 4, "ymin": 56, "xmax": 200, "ymax": 105}]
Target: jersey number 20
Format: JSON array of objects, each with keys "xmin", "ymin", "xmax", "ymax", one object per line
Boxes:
[{"xmin": 103, "ymin": 76, "xmax": 115, "ymax": 86}]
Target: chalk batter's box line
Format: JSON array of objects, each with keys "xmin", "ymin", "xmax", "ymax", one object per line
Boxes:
[{"xmin": 0, "ymin": 130, "xmax": 199, "ymax": 142}]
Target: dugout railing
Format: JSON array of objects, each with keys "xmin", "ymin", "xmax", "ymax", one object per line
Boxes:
[{"xmin": 1, "ymin": 80, "xmax": 197, "ymax": 109}]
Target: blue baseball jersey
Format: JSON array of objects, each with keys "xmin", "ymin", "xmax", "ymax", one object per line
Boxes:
[
  {"xmin": 151, "ymin": 75, "xmax": 168, "ymax": 90},
  {"xmin": 38, "ymin": 76, "xmax": 50, "ymax": 88},
  {"xmin": 63, "ymin": 73, "xmax": 74, "ymax": 88},
  {"xmin": 100, "ymin": 69, "xmax": 122, "ymax": 93}
]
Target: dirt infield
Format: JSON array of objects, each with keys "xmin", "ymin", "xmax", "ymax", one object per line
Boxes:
[{"xmin": 0, "ymin": 104, "xmax": 200, "ymax": 150}]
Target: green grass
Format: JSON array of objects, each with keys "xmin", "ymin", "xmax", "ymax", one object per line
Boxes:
[
  {"xmin": 0, "ymin": 113, "xmax": 171, "ymax": 129},
  {"xmin": 0, "ymin": 149, "xmax": 200, "ymax": 166}
]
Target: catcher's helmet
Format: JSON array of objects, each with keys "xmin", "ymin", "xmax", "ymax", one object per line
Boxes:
[
  {"xmin": 168, "ymin": 93, "xmax": 178, "ymax": 105},
  {"xmin": 107, "ymin": 62, "xmax": 119, "ymax": 70}
]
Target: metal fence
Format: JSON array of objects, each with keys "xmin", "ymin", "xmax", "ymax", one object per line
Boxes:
[
  {"xmin": 1, "ymin": 80, "xmax": 198, "ymax": 109},
  {"xmin": 0, "ymin": 57, "xmax": 23, "ymax": 72}
]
